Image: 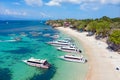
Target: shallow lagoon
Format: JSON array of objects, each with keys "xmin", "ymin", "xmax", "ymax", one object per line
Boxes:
[{"xmin": 0, "ymin": 21, "xmax": 88, "ymax": 80}]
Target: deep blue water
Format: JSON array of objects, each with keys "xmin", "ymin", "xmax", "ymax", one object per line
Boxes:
[{"xmin": 0, "ymin": 20, "xmax": 58, "ymax": 36}]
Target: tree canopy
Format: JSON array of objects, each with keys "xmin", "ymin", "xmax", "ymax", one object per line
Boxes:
[{"xmin": 109, "ymin": 30, "xmax": 120, "ymax": 45}]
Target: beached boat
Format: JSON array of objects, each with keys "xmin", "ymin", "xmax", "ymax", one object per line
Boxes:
[
  {"xmin": 22, "ymin": 57, "xmax": 50, "ymax": 69},
  {"xmin": 57, "ymin": 45, "xmax": 82, "ymax": 53},
  {"xmin": 60, "ymin": 55, "xmax": 87, "ymax": 63},
  {"xmin": 47, "ymin": 40, "xmax": 71, "ymax": 47}
]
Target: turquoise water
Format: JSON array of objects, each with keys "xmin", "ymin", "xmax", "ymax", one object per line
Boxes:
[{"xmin": 0, "ymin": 21, "xmax": 88, "ymax": 80}]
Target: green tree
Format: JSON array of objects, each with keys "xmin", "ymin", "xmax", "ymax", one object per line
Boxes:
[
  {"xmin": 72, "ymin": 21, "xmax": 81, "ymax": 28},
  {"xmin": 100, "ymin": 16, "xmax": 112, "ymax": 22},
  {"xmin": 77, "ymin": 21, "xmax": 87, "ymax": 30},
  {"xmin": 96, "ymin": 21, "xmax": 110, "ymax": 37},
  {"xmin": 109, "ymin": 30, "xmax": 120, "ymax": 45},
  {"xmin": 86, "ymin": 21, "xmax": 98, "ymax": 32},
  {"xmin": 111, "ymin": 17, "xmax": 120, "ymax": 22}
]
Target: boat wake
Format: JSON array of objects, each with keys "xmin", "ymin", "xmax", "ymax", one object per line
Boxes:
[{"xmin": 0, "ymin": 40, "xmax": 16, "ymax": 42}]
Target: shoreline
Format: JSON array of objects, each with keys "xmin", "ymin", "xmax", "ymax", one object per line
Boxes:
[{"xmin": 56, "ymin": 27, "xmax": 120, "ymax": 80}]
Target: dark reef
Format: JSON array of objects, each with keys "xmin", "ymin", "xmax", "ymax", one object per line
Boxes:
[
  {"xmin": 0, "ymin": 68, "xmax": 12, "ymax": 80},
  {"xmin": 2, "ymin": 47, "xmax": 34, "ymax": 54},
  {"xmin": 30, "ymin": 66, "xmax": 56, "ymax": 80}
]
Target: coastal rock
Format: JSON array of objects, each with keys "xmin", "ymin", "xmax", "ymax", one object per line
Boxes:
[{"xmin": 107, "ymin": 41, "xmax": 120, "ymax": 52}]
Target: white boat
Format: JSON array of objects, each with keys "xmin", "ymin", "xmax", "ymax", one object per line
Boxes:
[
  {"xmin": 64, "ymin": 38, "xmax": 72, "ymax": 42},
  {"xmin": 43, "ymin": 33, "xmax": 50, "ymax": 37},
  {"xmin": 14, "ymin": 37, "xmax": 22, "ymax": 41},
  {"xmin": 22, "ymin": 57, "xmax": 50, "ymax": 69},
  {"xmin": 47, "ymin": 40, "xmax": 71, "ymax": 47},
  {"xmin": 60, "ymin": 55, "xmax": 87, "ymax": 63},
  {"xmin": 29, "ymin": 32, "xmax": 40, "ymax": 37},
  {"xmin": 59, "ymin": 39, "xmax": 71, "ymax": 42},
  {"xmin": 50, "ymin": 35, "xmax": 59, "ymax": 39},
  {"xmin": 57, "ymin": 45, "xmax": 82, "ymax": 53},
  {"xmin": 20, "ymin": 32, "xmax": 28, "ymax": 37}
]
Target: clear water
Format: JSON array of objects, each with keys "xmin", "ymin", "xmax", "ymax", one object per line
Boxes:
[{"xmin": 0, "ymin": 20, "xmax": 88, "ymax": 80}]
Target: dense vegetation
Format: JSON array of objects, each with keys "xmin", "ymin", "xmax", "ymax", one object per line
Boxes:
[{"xmin": 46, "ymin": 16, "xmax": 120, "ymax": 52}]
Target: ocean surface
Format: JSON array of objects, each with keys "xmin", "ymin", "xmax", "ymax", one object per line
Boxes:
[{"xmin": 0, "ymin": 20, "xmax": 88, "ymax": 80}]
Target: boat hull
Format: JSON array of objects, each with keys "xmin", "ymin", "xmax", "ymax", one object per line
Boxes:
[
  {"xmin": 47, "ymin": 42, "xmax": 70, "ymax": 47},
  {"xmin": 57, "ymin": 47, "xmax": 80, "ymax": 53},
  {"xmin": 22, "ymin": 60, "xmax": 49, "ymax": 69},
  {"xmin": 60, "ymin": 56, "xmax": 87, "ymax": 63}
]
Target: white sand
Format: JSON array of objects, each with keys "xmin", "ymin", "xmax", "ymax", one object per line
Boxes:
[{"xmin": 56, "ymin": 27, "xmax": 120, "ymax": 80}]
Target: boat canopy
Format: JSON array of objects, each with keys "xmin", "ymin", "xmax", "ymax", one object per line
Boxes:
[{"xmin": 28, "ymin": 57, "xmax": 46, "ymax": 63}]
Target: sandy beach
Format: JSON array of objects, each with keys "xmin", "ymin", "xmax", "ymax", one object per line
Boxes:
[{"xmin": 56, "ymin": 27, "xmax": 120, "ymax": 80}]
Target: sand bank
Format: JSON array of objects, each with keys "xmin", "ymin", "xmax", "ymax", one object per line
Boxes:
[{"xmin": 56, "ymin": 27, "xmax": 120, "ymax": 80}]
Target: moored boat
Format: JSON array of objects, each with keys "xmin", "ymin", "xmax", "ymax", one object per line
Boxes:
[
  {"xmin": 22, "ymin": 57, "xmax": 50, "ymax": 69},
  {"xmin": 60, "ymin": 55, "xmax": 87, "ymax": 63},
  {"xmin": 29, "ymin": 31, "xmax": 40, "ymax": 37},
  {"xmin": 14, "ymin": 37, "xmax": 22, "ymax": 41},
  {"xmin": 20, "ymin": 32, "xmax": 28, "ymax": 37},
  {"xmin": 57, "ymin": 45, "xmax": 82, "ymax": 53},
  {"xmin": 64, "ymin": 38, "xmax": 73, "ymax": 42},
  {"xmin": 47, "ymin": 40, "xmax": 71, "ymax": 47},
  {"xmin": 43, "ymin": 33, "xmax": 50, "ymax": 37},
  {"xmin": 50, "ymin": 34, "xmax": 60, "ymax": 39}
]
